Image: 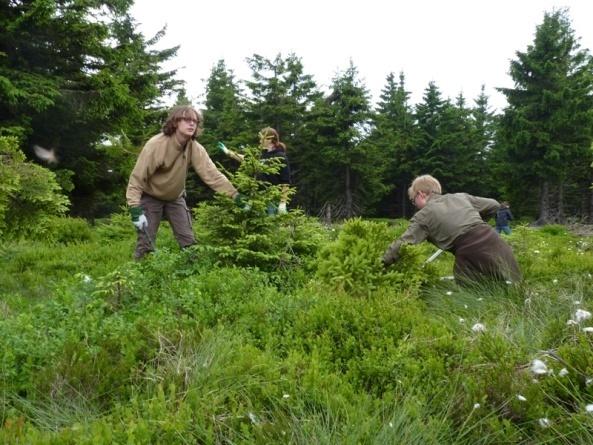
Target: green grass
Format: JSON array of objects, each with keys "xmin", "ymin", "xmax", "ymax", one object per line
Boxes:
[{"xmin": 1, "ymin": 217, "xmax": 593, "ymax": 444}]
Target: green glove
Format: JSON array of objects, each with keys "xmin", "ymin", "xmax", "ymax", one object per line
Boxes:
[
  {"xmin": 233, "ymin": 193, "xmax": 251, "ymax": 211},
  {"xmin": 130, "ymin": 206, "xmax": 148, "ymax": 230},
  {"xmin": 217, "ymin": 141, "xmax": 230, "ymax": 155}
]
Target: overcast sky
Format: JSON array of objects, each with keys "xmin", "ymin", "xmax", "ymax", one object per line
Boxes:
[{"xmin": 130, "ymin": 0, "xmax": 593, "ymax": 111}]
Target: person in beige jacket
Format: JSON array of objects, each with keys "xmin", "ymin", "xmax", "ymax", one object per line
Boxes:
[{"xmin": 126, "ymin": 105, "xmax": 246, "ymax": 259}]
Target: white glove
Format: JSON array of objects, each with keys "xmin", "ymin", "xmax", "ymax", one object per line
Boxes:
[
  {"xmin": 133, "ymin": 214, "xmax": 148, "ymax": 230},
  {"xmin": 278, "ymin": 202, "xmax": 287, "ymax": 215}
]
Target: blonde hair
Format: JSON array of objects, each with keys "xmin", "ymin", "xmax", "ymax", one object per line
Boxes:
[
  {"xmin": 259, "ymin": 127, "xmax": 286, "ymax": 151},
  {"xmin": 162, "ymin": 105, "xmax": 203, "ymax": 138},
  {"xmin": 408, "ymin": 174, "xmax": 442, "ymax": 201}
]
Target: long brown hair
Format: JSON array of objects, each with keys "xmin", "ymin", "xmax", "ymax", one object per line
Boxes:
[
  {"xmin": 259, "ymin": 127, "xmax": 286, "ymax": 151},
  {"xmin": 162, "ymin": 105, "xmax": 203, "ymax": 139}
]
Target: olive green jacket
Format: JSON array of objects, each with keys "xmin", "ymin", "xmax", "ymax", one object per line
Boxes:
[{"xmin": 383, "ymin": 193, "xmax": 500, "ymax": 264}]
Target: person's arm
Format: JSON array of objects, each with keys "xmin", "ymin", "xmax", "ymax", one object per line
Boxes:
[
  {"xmin": 126, "ymin": 141, "xmax": 161, "ymax": 229},
  {"xmin": 382, "ymin": 220, "xmax": 428, "ymax": 266},
  {"xmin": 191, "ymin": 142, "xmax": 238, "ymax": 198},
  {"xmin": 277, "ymin": 153, "xmax": 291, "ymax": 214},
  {"xmin": 466, "ymin": 194, "xmax": 500, "ymax": 220},
  {"xmin": 126, "ymin": 142, "xmax": 160, "ymax": 207},
  {"xmin": 217, "ymin": 142, "xmax": 244, "ymax": 162}
]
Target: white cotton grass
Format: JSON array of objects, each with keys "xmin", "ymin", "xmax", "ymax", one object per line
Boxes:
[
  {"xmin": 538, "ymin": 418, "xmax": 551, "ymax": 428},
  {"xmin": 516, "ymin": 394, "xmax": 527, "ymax": 402},
  {"xmin": 531, "ymin": 359, "xmax": 549, "ymax": 375},
  {"xmin": 583, "ymin": 327, "xmax": 593, "ymax": 333},
  {"xmin": 586, "ymin": 404, "xmax": 593, "ymax": 413},
  {"xmin": 473, "ymin": 403, "xmax": 480, "ymax": 409},
  {"xmin": 282, "ymin": 394, "xmax": 290, "ymax": 399},
  {"xmin": 567, "ymin": 319, "xmax": 579, "ymax": 326},
  {"xmin": 575, "ymin": 309, "xmax": 592, "ymax": 322},
  {"xmin": 446, "ymin": 291, "xmax": 453, "ymax": 296},
  {"xmin": 472, "ymin": 323, "xmax": 486, "ymax": 333},
  {"xmin": 558, "ymin": 368, "xmax": 569, "ymax": 377},
  {"xmin": 459, "ymin": 318, "xmax": 465, "ymax": 324}
]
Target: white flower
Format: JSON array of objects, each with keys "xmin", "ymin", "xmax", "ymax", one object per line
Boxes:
[
  {"xmin": 389, "ymin": 422, "xmax": 393, "ymax": 428},
  {"xmin": 459, "ymin": 318, "xmax": 465, "ymax": 324},
  {"xmin": 446, "ymin": 291, "xmax": 453, "ymax": 296},
  {"xmin": 533, "ymin": 250, "xmax": 541, "ymax": 254},
  {"xmin": 586, "ymin": 404, "xmax": 593, "ymax": 413},
  {"xmin": 82, "ymin": 274, "xmax": 92, "ymax": 283},
  {"xmin": 553, "ymin": 279, "xmax": 558, "ymax": 284},
  {"xmin": 574, "ymin": 300, "xmax": 582, "ymax": 305},
  {"xmin": 587, "ymin": 378, "xmax": 593, "ymax": 387},
  {"xmin": 473, "ymin": 403, "xmax": 480, "ymax": 409},
  {"xmin": 524, "ymin": 298, "xmax": 532, "ymax": 305},
  {"xmin": 558, "ymin": 368, "xmax": 569, "ymax": 377},
  {"xmin": 477, "ymin": 298, "xmax": 483, "ymax": 301},
  {"xmin": 282, "ymin": 393, "xmax": 290, "ymax": 399},
  {"xmin": 583, "ymin": 327, "xmax": 593, "ymax": 333},
  {"xmin": 505, "ymin": 280, "xmax": 512, "ymax": 285},
  {"xmin": 587, "ymin": 273, "xmax": 592, "ymax": 279},
  {"xmin": 575, "ymin": 309, "xmax": 592, "ymax": 322},
  {"xmin": 531, "ymin": 359, "xmax": 548, "ymax": 375},
  {"xmin": 538, "ymin": 418, "xmax": 550, "ymax": 428},
  {"xmin": 464, "ymin": 304, "xmax": 468, "ymax": 309},
  {"xmin": 516, "ymin": 394, "xmax": 527, "ymax": 402},
  {"xmin": 472, "ymin": 323, "xmax": 486, "ymax": 333},
  {"xmin": 567, "ymin": 319, "xmax": 578, "ymax": 326},
  {"xmin": 247, "ymin": 412, "xmax": 259, "ymax": 424}
]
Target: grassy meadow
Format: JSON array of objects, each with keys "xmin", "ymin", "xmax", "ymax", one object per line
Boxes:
[{"xmin": 1, "ymin": 212, "xmax": 593, "ymax": 444}]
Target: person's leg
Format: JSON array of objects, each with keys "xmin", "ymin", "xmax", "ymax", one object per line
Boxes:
[
  {"xmin": 134, "ymin": 194, "xmax": 164, "ymax": 259},
  {"xmin": 502, "ymin": 225, "xmax": 512, "ymax": 235},
  {"xmin": 163, "ymin": 196, "xmax": 196, "ymax": 249}
]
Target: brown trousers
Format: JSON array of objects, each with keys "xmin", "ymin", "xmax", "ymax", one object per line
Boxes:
[
  {"xmin": 451, "ymin": 225, "xmax": 521, "ymax": 285},
  {"xmin": 134, "ymin": 194, "xmax": 196, "ymax": 259}
]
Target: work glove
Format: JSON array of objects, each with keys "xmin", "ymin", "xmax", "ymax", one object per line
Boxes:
[
  {"xmin": 277, "ymin": 201, "xmax": 288, "ymax": 215},
  {"xmin": 130, "ymin": 206, "xmax": 148, "ymax": 231},
  {"xmin": 233, "ymin": 193, "xmax": 251, "ymax": 211},
  {"xmin": 382, "ymin": 241, "xmax": 401, "ymax": 268},
  {"xmin": 217, "ymin": 141, "xmax": 230, "ymax": 156}
]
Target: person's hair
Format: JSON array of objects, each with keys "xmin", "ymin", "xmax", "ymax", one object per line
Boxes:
[
  {"xmin": 162, "ymin": 105, "xmax": 203, "ymax": 138},
  {"xmin": 408, "ymin": 174, "xmax": 442, "ymax": 201},
  {"xmin": 259, "ymin": 127, "xmax": 286, "ymax": 151}
]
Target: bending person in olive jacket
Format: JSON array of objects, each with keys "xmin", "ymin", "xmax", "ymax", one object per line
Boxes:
[
  {"xmin": 126, "ymin": 105, "xmax": 244, "ymax": 259},
  {"xmin": 382, "ymin": 175, "xmax": 521, "ymax": 285}
]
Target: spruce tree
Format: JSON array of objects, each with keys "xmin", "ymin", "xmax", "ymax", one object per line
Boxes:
[
  {"xmin": 370, "ymin": 72, "xmax": 419, "ymax": 217},
  {"xmin": 497, "ymin": 9, "xmax": 593, "ymax": 222}
]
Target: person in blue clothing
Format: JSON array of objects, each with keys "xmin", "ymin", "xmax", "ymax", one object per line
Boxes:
[
  {"xmin": 495, "ymin": 201, "xmax": 513, "ymax": 235},
  {"xmin": 217, "ymin": 127, "xmax": 291, "ymax": 215}
]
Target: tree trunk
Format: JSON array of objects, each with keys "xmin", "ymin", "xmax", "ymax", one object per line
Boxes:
[
  {"xmin": 344, "ymin": 166, "xmax": 353, "ymax": 218},
  {"xmin": 401, "ymin": 184, "xmax": 408, "ymax": 218},
  {"xmin": 557, "ymin": 181, "xmax": 566, "ymax": 223},
  {"xmin": 535, "ymin": 181, "xmax": 551, "ymax": 225}
]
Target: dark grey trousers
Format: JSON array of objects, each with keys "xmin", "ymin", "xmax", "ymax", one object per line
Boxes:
[{"xmin": 134, "ymin": 194, "xmax": 196, "ymax": 259}]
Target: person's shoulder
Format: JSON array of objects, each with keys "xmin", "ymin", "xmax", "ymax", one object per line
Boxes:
[{"xmin": 142, "ymin": 133, "xmax": 168, "ymax": 152}]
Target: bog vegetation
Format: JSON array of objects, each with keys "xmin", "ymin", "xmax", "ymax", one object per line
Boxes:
[
  {"xmin": 2, "ymin": 2, "xmax": 593, "ymax": 443},
  {"xmin": 2, "ymin": 184, "xmax": 593, "ymax": 443}
]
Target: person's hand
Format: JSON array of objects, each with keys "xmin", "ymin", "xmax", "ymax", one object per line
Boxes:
[
  {"xmin": 278, "ymin": 202, "xmax": 287, "ymax": 215},
  {"xmin": 217, "ymin": 141, "xmax": 230, "ymax": 155},
  {"xmin": 233, "ymin": 193, "xmax": 251, "ymax": 211},
  {"xmin": 130, "ymin": 206, "xmax": 148, "ymax": 230}
]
